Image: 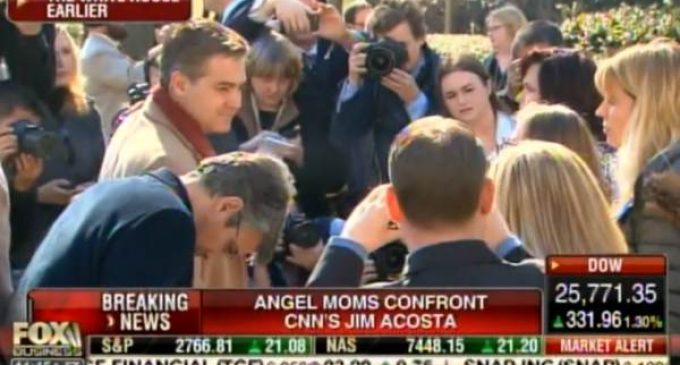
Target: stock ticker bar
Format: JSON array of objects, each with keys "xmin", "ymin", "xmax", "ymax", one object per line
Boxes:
[
  {"xmin": 79, "ymin": 356, "xmax": 672, "ymax": 365},
  {"xmin": 88, "ymin": 336, "xmax": 543, "ymax": 356}
]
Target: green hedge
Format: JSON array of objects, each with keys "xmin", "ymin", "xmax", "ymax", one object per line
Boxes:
[
  {"xmin": 427, "ymin": 34, "xmax": 491, "ymax": 59},
  {"xmin": 561, "ymin": 3, "xmax": 680, "ymax": 55}
]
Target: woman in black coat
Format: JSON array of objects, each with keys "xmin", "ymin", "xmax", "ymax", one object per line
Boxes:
[{"xmin": 8, "ymin": 26, "xmax": 105, "ymax": 275}]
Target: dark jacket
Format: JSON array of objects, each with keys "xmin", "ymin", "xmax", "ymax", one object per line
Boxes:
[
  {"xmin": 503, "ymin": 245, "xmax": 532, "ymax": 263},
  {"xmin": 9, "ymin": 102, "xmax": 105, "ymax": 269},
  {"xmin": 307, "ymin": 239, "xmax": 544, "ymax": 288},
  {"xmin": 0, "ymin": 9, "xmax": 54, "ymax": 101},
  {"xmin": 620, "ymin": 139, "xmax": 680, "ymax": 334},
  {"xmin": 224, "ymin": 4, "xmax": 349, "ymax": 217},
  {"xmin": 483, "ymin": 54, "xmax": 506, "ymax": 93},
  {"xmin": 6, "ymin": 169, "xmax": 195, "ymax": 322},
  {"xmin": 330, "ymin": 46, "xmax": 440, "ymax": 199},
  {"xmin": 210, "ymin": 88, "xmax": 300, "ymax": 154}
]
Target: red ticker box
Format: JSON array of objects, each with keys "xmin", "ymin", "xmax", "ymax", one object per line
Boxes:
[
  {"xmin": 201, "ymin": 289, "xmax": 541, "ymax": 336},
  {"xmin": 545, "ymin": 335, "xmax": 667, "ymax": 355},
  {"xmin": 8, "ymin": 0, "xmax": 192, "ymax": 22},
  {"xmin": 28, "ymin": 289, "xmax": 202, "ymax": 336},
  {"xmin": 546, "ymin": 255, "xmax": 666, "ymax": 275}
]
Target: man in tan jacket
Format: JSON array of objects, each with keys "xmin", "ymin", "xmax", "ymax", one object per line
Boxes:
[{"xmin": 99, "ymin": 19, "xmax": 250, "ymax": 289}]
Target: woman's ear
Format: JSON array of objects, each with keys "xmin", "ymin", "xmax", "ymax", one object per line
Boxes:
[{"xmin": 386, "ymin": 185, "xmax": 405, "ymax": 223}]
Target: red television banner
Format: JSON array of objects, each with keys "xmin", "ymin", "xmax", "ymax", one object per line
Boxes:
[
  {"xmin": 28, "ymin": 289, "xmax": 541, "ymax": 336},
  {"xmin": 545, "ymin": 335, "xmax": 668, "ymax": 355},
  {"xmin": 546, "ymin": 255, "xmax": 666, "ymax": 275},
  {"xmin": 7, "ymin": 0, "xmax": 191, "ymax": 22},
  {"xmin": 29, "ymin": 289, "xmax": 202, "ymax": 335}
]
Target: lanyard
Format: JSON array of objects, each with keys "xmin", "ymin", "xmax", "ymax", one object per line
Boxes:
[{"xmin": 250, "ymin": 93, "xmax": 285, "ymax": 132}]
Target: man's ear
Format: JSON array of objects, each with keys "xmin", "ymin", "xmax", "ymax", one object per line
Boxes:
[
  {"xmin": 169, "ymin": 71, "xmax": 189, "ymax": 96},
  {"xmin": 479, "ymin": 178, "xmax": 495, "ymax": 216},
  {"xmin": 215, "ymin": 196, "xmax": 244, "ymax": 217},
  {"xmin": 386, "ymin": 184, "xmax": 405, "ymax": 223}
]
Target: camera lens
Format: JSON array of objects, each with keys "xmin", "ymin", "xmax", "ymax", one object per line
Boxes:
[{"xmin": 366, "ymin": 49, "xmax": 395, "ymax": 77}]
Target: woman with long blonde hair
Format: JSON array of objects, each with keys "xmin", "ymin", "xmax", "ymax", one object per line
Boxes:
[
  {"xmin": 491, "ymin": 141, "xmax": 628, "ymax": 259},
  {"xmin": 52, "ymin": 26, "xmax": 89, "ymax": 114},
  {"xmin": 595, "ymin": 43, "xmax": 680, "ymax": 205},
  {"xmin": 595, "ymin": 42, "xmax": 680, "ymax": 333}
]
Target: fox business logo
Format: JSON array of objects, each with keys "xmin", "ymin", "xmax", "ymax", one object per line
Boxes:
[{"xmin": 13, "ymin": 322, "xmax": 83, "ymax": 357}]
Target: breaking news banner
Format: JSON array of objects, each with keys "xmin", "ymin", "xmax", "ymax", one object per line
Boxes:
[
  {"xmin": 2, "ymin": 255, "xmax": 675, "ymax": 365},
  {"xmin": 25, "ymin": 289, "xmax": 541, "ymax": 336},
  {"xmin": 6, "ymin": 0, "xmax": 193, "ymax": 22}
]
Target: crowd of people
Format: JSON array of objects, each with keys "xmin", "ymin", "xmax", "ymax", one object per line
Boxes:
[{"xmin": 0, "ymin": 0, "xmax": 678, "ymax": 340}]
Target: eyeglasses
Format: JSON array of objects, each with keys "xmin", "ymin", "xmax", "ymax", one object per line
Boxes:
[
  {"xmin": 487, "ymin": 25, "xmax": 506, "ymax": 33},
  {"xmin": 224, "ymin": 211, "xmax": 242, "ymax": 256}
]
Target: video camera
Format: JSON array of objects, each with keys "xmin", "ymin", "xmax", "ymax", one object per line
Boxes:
[
  {"xmin": 370, "ymin": 241, "xmax": 408, "ymax": 282},
  {"xmin": 282, "ymin": 212, "xmax": 323, "ymax": 250},
  {"xmin": 11, "ymin": 120, "xmax": 70, "ymax": 161},
  {"xmin": 127, "ymin": 82, "xmax": 150, "ymax": 105},
  {"xmin": 363, "ymin": 39, "xmax": 408, "ymax": 79}
]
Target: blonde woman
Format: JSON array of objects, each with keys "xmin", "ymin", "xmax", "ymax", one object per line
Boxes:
[
  {"xmin": 491, "ymin": 141, "xmax": 627, "ymax": 259},
  {"xmin": 595, "ymin": 42, "xmax": 679, "ymax": 333},
  {"xmin": 53, "ymin": 26, "xmax": 89, "ymax": 114},
  {"xmin": 484, "ymin": 5, "xmax": 527, "ymax": 93},
  {"xmin": 595, "ymin": 43, "xmax": 679, "ymax": 205}
]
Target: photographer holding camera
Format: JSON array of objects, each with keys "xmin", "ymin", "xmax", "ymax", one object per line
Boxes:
[
  {"xmin": 0, "ymin": 26, "xmax": 105, "ymax": 286},
  {"xmin": 331, "ymin": 0, "xmax": 440, "ymax": 207},
  {"xmin": 307, "ymin": 117, "xmax": 543, "ymax": 288},
  {"xmin": 0, "ymin": 82, "xmax": 79, "ymax": 281}
]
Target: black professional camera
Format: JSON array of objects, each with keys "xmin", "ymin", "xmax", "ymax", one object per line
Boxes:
[
  {"xmin": 11, "ymin": 120, "xmax": 69, "ymax": 161},
  {"xmin": 127, "ymin": 82, "xmax": 150, "ymax": 105},
  {"xmin": 364, "ymin": 39, "xmax": 408, "ymax": 79},
  {"xmin": 370, "ymin": 241, "xmax": 408, "ymax": 281},
  {"xmin": 282, "ymin": 213, "xmax": 322, "ymax": 249}
]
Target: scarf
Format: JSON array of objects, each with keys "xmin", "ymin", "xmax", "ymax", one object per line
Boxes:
[{"xmin": 152, "ymin": 87, "xmax": 216, "ymax": 159}]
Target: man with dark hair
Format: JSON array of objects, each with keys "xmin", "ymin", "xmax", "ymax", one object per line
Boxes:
[
  {"xmin": 501, "ymin": 20, "xmax": 564, "ymax": 110},
  {"xmin": 8, "ymin": 152, "xmax": 293, "ymax": 319},
  {"xmin": 343, "ymin": 1, "xmax": 372, "ymax": 31},
  {"xmin": 308, "ymin": 116, "xmax": 543, "ymax": 288},
  {"xmin": 511, "ymin": 20, "xmax": 564, "ymax": 59},
  {"xmin": 99, "ymin": 19, "xmax": 250, "ymax": 288},
  {"xmin": 330, "ymin": 0, "xmax": 440, "ymax": 208},
  {"xmin": 100, "ymin": 20, "xmax": 248, "ymax": 180}
]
